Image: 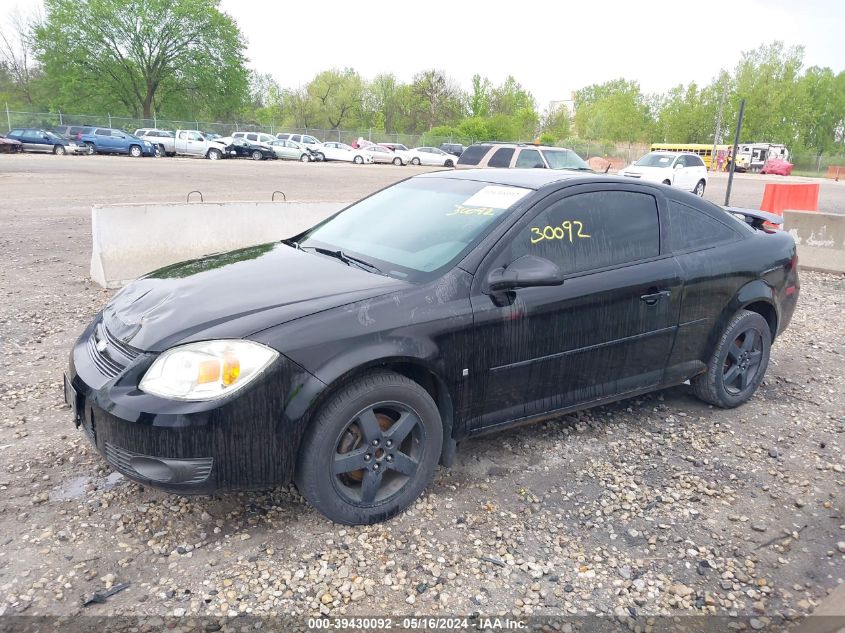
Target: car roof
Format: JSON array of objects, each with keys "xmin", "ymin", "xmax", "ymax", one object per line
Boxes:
[{"xmin": 415, "ymin": 168, "xmax": 585, "ymax": 189}]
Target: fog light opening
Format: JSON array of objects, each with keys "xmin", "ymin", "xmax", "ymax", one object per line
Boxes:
[{"xmin": 129, "ymin": 456, "xmax": 175, "ymax": 483}]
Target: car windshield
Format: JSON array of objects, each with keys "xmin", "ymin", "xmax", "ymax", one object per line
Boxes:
[
  {"xmin": 540, "ymin": 149, "xmax": 591, "ymax": 170},
  {"xmin": 297, "ymin": 178, "xmax": 532, "ymax": 282},
  {"xmin": 635, "ymin": 153, "xmax": 676, "ymax": 167}
]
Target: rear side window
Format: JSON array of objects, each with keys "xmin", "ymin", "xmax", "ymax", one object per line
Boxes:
[
  {"xmin": 456, "ymin": 144, "xmax": 489, "ymax": 166},
  {"xmin": 688, "ymin": 155, "xmax": 705, "ymax": 167},
  {"xmin": 94, "ymin": 128, "xmax": 111, "ymax": 136},
  {"xmin": 669, "ymin": 200, "xmax": 739, "ymax": 251},
  {"xmin": 510, "ymin": 191, "xmax": 660, "ymax": 274},
  {"xmin": 487, "ymin": 147, "xmax": 515, "ymax": 168}
]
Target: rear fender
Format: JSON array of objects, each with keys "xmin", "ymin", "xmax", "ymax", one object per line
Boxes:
[{"xmin": 706, "ymin": 279, "xmax": 777, "ymax": 357}]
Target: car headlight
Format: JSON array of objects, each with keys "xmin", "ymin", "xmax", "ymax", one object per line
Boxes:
[{"xmin": 139, "ymin": 340, "xmax": 278, "ymax": 401}]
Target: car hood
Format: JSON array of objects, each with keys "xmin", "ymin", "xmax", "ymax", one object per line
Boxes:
[
  {"xmin": 622, "ymin": 165, "xmax": 669, "ymax": 175},
  {"xmin": 102, "ymin": 242, "xmax": 409, "ymax": 353}
]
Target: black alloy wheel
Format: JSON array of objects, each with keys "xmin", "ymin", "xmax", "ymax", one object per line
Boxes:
[
  {"xmin": 296, "ymin": 371, "xmax": 442, "ymax": 525},
  {"xmin": 692, "ymin": 309, "xmax": 771, "ymax": 408}
]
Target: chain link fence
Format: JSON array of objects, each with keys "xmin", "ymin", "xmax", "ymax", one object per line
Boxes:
[{"xmin": 12, "ymin": 106, "xmax": 840, "ymax": 172}]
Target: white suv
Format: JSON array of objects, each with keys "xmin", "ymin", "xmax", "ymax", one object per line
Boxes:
[
  {"xmin": 620, "ymin": 151, "xmax": 708, "ymax": 196},
  {"xmin": 231, "ymin": 132, "xmax": 275, "ymax": 147}
]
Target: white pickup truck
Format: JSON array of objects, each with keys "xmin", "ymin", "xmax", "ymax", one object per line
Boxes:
[{"xmin": 174, "ymin": 130, "xmax": 230, "ymax": 159}]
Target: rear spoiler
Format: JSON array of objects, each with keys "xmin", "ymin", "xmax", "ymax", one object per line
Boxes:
[{"xmin": 723, "ymin": 206, "xmax": 783, "ymax": 228}]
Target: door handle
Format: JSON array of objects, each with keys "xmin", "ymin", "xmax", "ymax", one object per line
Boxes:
[{"xmin": 640, "ymin": 289, "xmax": 671, "ymax": 305}]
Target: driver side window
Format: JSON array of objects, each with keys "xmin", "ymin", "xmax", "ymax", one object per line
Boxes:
[{"xmin": 508, "ymin": 191, "xmax": 660, "ymax": 274}]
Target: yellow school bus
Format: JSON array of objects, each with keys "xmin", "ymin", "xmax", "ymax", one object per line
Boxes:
[{"xmin": 650, "ymin": 143, "xmax": 730, "ymax": 170}]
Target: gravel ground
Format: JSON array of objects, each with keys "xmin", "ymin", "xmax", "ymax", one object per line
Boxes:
[{"xmin": 0, "ymin": 154, "xmax": 843, "ymax": 628}]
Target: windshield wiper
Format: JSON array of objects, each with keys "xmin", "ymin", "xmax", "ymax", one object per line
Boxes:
[{"xmin": 301, "ymin": 246, "xmax": 384, "ymax": 275}]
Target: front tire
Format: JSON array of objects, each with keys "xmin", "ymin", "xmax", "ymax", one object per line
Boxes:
[
  {"xmin": 251, "ymin": 150, "xmax": 263, "ymax": 161},
  {"xmin": 445, "ymin": 159, "xmax": 454, "ymax": 168},
  {"xmin": 300, "ymin": 153, "xmax": 311, "ymax": 162},
  {"xmin": 85, "ymin": 142, "xmax": 96, "ymax": 155},
  {"xmin": 692, "ymin": 310, "xmax": 771, "ymax": 408},
  {"xmin": 295, "ymin": 371, "xmax": 443, "ymax": 525},
  {"xmin": 315, "ymin": 152, "xmax": 325, "ymax": 162},
  {"xmin": 353, "ymin": 155, "xmax": 364, "ymax": 164},
  {"xmin": 207, "ymin": 148, "xmax": 221, "ymax": 160},
  {"xmin": 411, "ymin": 157, "xmax": 421, "ymax": 165},
  {"xmin": 392, "ymin": 157, "xmax": 403, "ymax": 166},
  {"xmin": 53, "ymin": 144, "xmax": 66, "ymax": 155},
  {"xmin": 129, "ymin": 145, "xmax": 142, "ymax": 158},
  {"xmin": 694, "ymin": 180, "xmax": 706, "ymax": 196}
]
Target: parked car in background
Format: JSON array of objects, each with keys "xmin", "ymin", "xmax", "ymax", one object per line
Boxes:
[
  {"xmin": 221, "ymin": 137, "xmax": 276, "ymax": 160},
  {"xmin": 320, "ymin": 141, "xmax": 374, "ymax": 164},
  {"xmin": 174, "ymin": 130, "xmax": 230, "ymax": 160},
  {"xmin": 439, "ymin": 143, "xmax": 465, "ymax": 157},
  {"xmin": 0, "ymin": 134, "xmax": 22, "ymax": 153},
  {"xmin": 53, "ymin": 125, "xmax": 86, "ymax": 140},
  {"xmin": 620, "ymin": 151, "xmax": 708, "ymax": 196},
  {"xmin": 134, "ymin": 129, "xmax": 176, "ymax": 156},
  {"xmin": 270, "ymin": 139, "xmax": 315, "ymax": 162},
  {"xmin": 365, "ymin": 144, "xmax": 405, "ymax": 165},
  {"xmin": 276, "ymin": 133, "xmax": 323, "ymax": 151},
  {"xmin": 5, "ymin": 128, "xmax": 86, "ymax": 155},
  {"xmin": 203, "ymin": 132, "xmax": 222, "ymax": 141},
  {"xmin": 457, "ymin": 142, "xmax": 591, "ymax": 173},
  {"xmin": 408, "ymin": 146, "xmax": 457, "ymax": 167},
  {"xmin": 232, "ymin": 132, "xmax": 276, "ymax": 147},
  {"xmin": 66, "ymin": 169, "xmax": 798, "ymax": 524},
  {"xmin": 77, "ymin": 127, "xmax": 156, "ymax": 157},
  {"xmin": 378, "ymin": 143, "xmax": 412, "ymax": 165}
]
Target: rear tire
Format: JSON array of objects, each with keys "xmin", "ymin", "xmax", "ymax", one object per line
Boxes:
[
  {"xmin": 295, "ymin": 371, "xmax": 443, "ymax": 525},
  {"xmin": 411, "ymin": 157, "xmax": 421, "ymax": 165},
  {"xmin": 85, "ymin": 143, "xmax": 96, "ymax": 155},
  {"xmin": 353, "ymin": 155, "xmax": 364, "ymax": 165},
  {"xmin": 691, "ymin": 310, "xmax": 771, "ymax": 408},
  {"xmin": 662, "ymin": 179, "xmax": 671, "ymax": 186},
  {"xmin": 315, "ymin": 152, "xmax": 325, "ymax": 162},
  {"xmin": 445, "ymin": 159, "xmax": 454, "ymax": 168},
  {"xmin": 53, "ymin": 144, "xmax": 66, "ymax": 156}
]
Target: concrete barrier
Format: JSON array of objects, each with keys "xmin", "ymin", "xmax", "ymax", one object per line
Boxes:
[
  {"xmin": 783, "ymin": 210, "xmax": 845, "ymax": 274},
  {"xmin": 91, "ymin": 201, "xmax": 348, "ymax": 288}
]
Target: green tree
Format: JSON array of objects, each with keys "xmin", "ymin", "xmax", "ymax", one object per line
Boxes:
[
  {"xmin": 539, "ymin": 104, "xmax": 571, "ymax": 142},
  {"xmin": 34, "ymin": 0, "xmax": 249, "ymax": 118},
  {"xmin": 307, "ymin": 68, "xmax": 364, "ymax": 129},
  {"xmin": 574, "ymin": 79, "xmax": 654, "ymax": 142},
  {"xmin": 468, "ymin": 74, "xmax": 492, "ymax": 118},
  {"xmin": 730, "ymin": 42, "xmax": 804, "ymax": 144},
  {"xmin": 796, "ymin": 66, "xmax": 845, "ymax": 156},
  {"xmin": 411, "ymin": 69, "xmax": 463, "ymax": 130}
]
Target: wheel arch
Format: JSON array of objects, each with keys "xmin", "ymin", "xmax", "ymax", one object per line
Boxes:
[
  {"xmin": 288, "ymin": 356, "xmax": 457, "ymax": 468},
  {"xmin": 707, "ymin": 280, "xmax": 780, "ymax": 359}
]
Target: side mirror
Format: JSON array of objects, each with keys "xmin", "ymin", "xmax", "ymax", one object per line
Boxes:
[
  {"xmin": 674, "ymin": 163, "xmax": 683, "ymax": 169},
  {"xmin": 487, "ymin": 255, "xmax": 564, "ymax": 292}
]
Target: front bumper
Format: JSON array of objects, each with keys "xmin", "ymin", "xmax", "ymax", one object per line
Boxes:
[{"xmin": 67, "ymin": 316, "xmax": 322, "ymax": 494}]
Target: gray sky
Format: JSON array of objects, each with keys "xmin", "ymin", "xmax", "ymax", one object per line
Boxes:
[{"xmin": 3, "ymin": 0, "xmax": 844, "ymax": 109}]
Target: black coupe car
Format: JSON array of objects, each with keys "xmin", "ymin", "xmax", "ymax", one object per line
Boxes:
[
  {"xmin": 67, "ymin": 170, "xmax": 799, "ymax": 524},
  {"xmin": 223, "ymin": 137, "xmax": 276, "ymax": 160}
]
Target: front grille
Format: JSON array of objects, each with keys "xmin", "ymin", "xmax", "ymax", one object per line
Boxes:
[
  {"xmin": 87, "ymin": 334, "xmax": 123, "ymax": 377},
  {"xmin": 104, "ymin": 442, "xmax": 214, "ymax": 485},
  {"xmin": 87, "ymin": 323, "xmax": 141, "ymax": 379}
]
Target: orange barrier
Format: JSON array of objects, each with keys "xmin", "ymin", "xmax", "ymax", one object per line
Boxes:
[
  {"xmin": 759, "ymin": 183, "xmax": 819, "ymax": 217},
  {"xmin": 826, "ymin": 165, "xmax": 844, "ymax": 180}
]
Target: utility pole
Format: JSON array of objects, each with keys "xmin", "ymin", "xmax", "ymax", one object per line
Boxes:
[
  {"xmin": 710, "ymin": 86, "xmax": 727, "ymax": 171},
  {"xmin": 724, "ymin": 99, "xmax": 745, "ymax": 207},
  {"xmin": 5, "ymin": 103, "xmax": 10, "ymax": 131}
]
